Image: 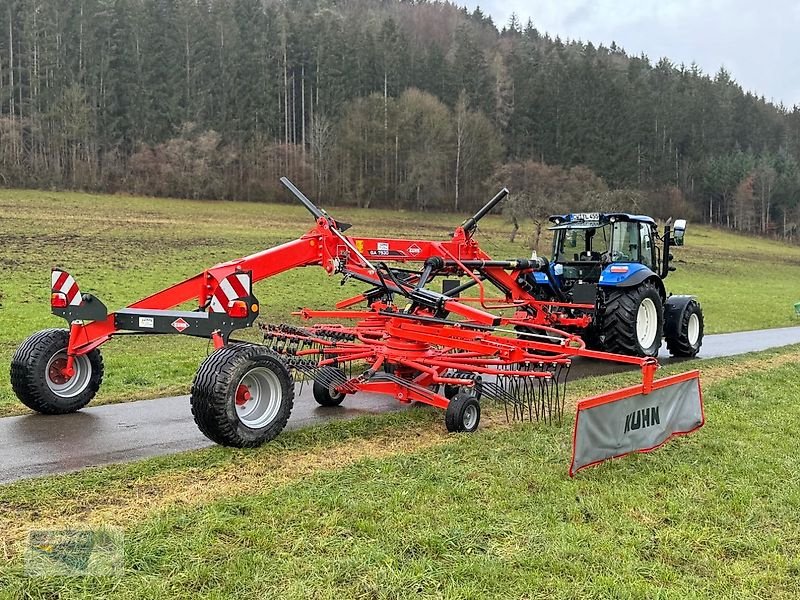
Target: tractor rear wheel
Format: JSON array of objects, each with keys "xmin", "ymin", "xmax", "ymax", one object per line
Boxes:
[
  {"xmin": 10, "ymin": 328, "xmax": 103, "ymax": 414},
  {"xmin": 445, "ymin": 392, "xmax": 481, "ymax": 433},
  {"xmin": 600, "ymin": 282, "xmax": 664, "ymax": 357},
  {"xmin": 191, "ymin": 345, "xmax": 294, "ymax": 447},
  {"xmin": 312, "ymin": 367, "xmax": 347, "ymax": 407},
  {"xmin": 665, "ymin": 298, "xmax": 704, "ymax": 357}
]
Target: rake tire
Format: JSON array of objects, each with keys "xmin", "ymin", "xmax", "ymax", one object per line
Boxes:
[
  {"xmin": 312, "ymin": 367, "xmax": 347, "ymax": 407},
  {"xmin": 10, "ymin": 328, "xmax": 103, "ymax": 414},
  {"xmin": 191, "ymin": 345, "xmax": 294, "ymax": 448},
  {"xmin": 445, "ymin": 392, "xmax": 481, "ymax": 433}
]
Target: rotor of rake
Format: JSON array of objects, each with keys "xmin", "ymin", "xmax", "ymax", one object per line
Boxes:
[{"xmin": 259, "ymin": 315, "xmax": 571, "ymax": 424}]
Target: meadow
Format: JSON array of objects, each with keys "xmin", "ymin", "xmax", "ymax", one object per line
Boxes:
[
  {"xmin": 2, "ymin": 189, "xmax": 800, "ymax": 597},
  {"xmin": 1, "ymin": 345, "xmax": 799, "ymax": 598}
]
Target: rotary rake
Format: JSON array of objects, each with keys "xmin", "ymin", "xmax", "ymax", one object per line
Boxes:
[
  {"xmin": 261, "ymin": 312, "xmax": 573, "ymax": 430},
  {"xmin": 10, "ymin": 178, "xmax": 704, "ymax": 474}
]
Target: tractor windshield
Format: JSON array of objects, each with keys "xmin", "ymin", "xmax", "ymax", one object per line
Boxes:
[{"xmin": 553, "ymin": 224, "xmax": 612, "ymax": 262}]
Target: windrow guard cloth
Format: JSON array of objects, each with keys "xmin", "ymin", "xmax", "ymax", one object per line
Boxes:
[{"xmin": 570, "ymin": 370, "xmax": 703, "ymax": 476}]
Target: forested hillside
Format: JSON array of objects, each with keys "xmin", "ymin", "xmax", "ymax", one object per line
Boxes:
[{"xmin": 1, "ymin": 0, "xmax": 799, "ymax": 239}]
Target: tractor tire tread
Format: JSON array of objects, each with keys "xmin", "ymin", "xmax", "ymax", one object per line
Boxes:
[
  {"xmin": 666, "ymin": 299, "xmax": 704, "ymax": 357},
  {"xmin": 599, "ymin": 282, "xmax": 663, "ymax": 357}
]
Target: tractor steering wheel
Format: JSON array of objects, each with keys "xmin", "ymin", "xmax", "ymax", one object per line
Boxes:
[{"xmin": 609, "ymin": 250, "xmax": 628, "ymax": 262}]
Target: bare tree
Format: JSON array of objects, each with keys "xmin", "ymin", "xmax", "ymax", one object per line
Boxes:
[
  {"xmin": 454, "ymin": 92, "xmax": 467, "ymax": 211},
  {"xmin": 491, "ymin": 160, "xmax": 606, "ymax": 252},
  {"xmin": 310, "ymin": 113, "xmax": 333, "ymax": 197},
  {"xmin": 755, "ymin": 161, "xmax": 777, "ymax": 233}
]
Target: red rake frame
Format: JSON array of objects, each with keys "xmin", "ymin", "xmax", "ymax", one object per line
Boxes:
[
  {"xmin": 261, "ymin": 305, "xmax": 656, "ymax": 424},
  {"xmin": 50, "ymin": 181, "xmax": 596, "ymax": 377}
]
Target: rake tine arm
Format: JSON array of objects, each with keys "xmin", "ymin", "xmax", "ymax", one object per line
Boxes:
[
  {"xmin": 423, "ymin": 359, "xmax": 555, "ymax": 379},
  {"xmin": 460, "ymin": 187, "xmax": 509, "ymax": 235}
]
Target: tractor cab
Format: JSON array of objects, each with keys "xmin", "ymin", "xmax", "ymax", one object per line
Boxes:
[
  {"xmin": 528, "ymin": 213, "xmax": 669, "ymax": 302},
  {"xmin": 548, "ymin": 213, "xmax": 660, "ymax": 288}
]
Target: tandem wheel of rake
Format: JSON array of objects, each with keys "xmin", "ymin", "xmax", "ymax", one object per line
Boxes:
[
  {"xmin": 190, "ymin": 344, "xmax": 295, "ymax": 448},
  {"xmin": 312, "ymin": 366, "xmax": 348, "ymax": 407},
  {"xmin": 445, "ymin": 392, "xmax": 481, "ymax": 433}
]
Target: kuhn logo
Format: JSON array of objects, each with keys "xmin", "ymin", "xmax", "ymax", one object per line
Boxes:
[
  {"xmin": 407, "ymin": 244, "xmax": 422, "ymax": 256},
  {"xmin": 171, "ymin": 318, "xmax": 190, "ymax": 333},
  {"xmin": 624, "ymin": 406, "xmax": 660, "ymax": 434}
]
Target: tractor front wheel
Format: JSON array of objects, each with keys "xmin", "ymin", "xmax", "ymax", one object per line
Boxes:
[
  {"xmin": 10, "ymin": 328, "xmax": 104, "ymax": 414},
  {"xmin": 191, "ymin": 345, "xmax": 294, "ymax": 447},
  {"xmin": 445, "ymin": 392, "xmax": 481, "ymax": 433},
  {"xmin": 600, "ymin": 282, "xmax": 664, "ymax": 357},
  {"xmin": 665, "ymin": 297, "xmax": 704, "ymax": 357}
]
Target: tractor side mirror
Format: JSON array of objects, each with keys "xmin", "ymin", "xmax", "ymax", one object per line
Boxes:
[{"xmin": 672, "ymin": 219, "xmax": 687, "ymax": 246}]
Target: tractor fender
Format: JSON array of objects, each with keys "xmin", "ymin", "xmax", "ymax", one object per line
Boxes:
[
  {"xmin": 598, "ymin": 264, "xmax": 665, "ymax": 298},
  {"xmin": 663, "ymin": 295, "xmax": 698, "ymax": 338}
]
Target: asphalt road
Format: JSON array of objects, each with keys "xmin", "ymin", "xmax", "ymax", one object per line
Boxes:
[{"xmin": 2, "ymin": 325, "xmax": 800, "ymax": 484}]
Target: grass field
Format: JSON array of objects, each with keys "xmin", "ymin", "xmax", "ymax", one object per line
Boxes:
[
  {"xmin": 1, "ymin": 188, "xmax": 799, "ymax": 415},
  {"xmin": 1, "ymin": 345, "xmax": 800, "ymax": 598}
]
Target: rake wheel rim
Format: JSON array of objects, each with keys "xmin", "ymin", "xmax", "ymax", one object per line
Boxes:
[
  {"xmin": 45, "ymin": 352, "xmax": 92, "ymax": 398},
  {"xmin": 463, "ymin": 404, "xmax": 478, "ymax": 430},
  {"xmin": 235, "ymin": 366, "xmax": 282, "ymax": 429}
]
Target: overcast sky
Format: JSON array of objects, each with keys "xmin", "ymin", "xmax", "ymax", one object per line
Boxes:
[{"xmin": 462, "ymin": 0, "xmax": 799, "ymax": 108}]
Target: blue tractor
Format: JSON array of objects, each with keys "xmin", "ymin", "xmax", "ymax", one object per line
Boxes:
[{"xmin": 526, "ymin": 212, "xmax": 704, "ymax": 358}]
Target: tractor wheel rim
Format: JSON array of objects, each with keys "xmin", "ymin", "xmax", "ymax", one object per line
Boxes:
[
  {"xmin": 235, "ymin": 367, "xmax": 282, "ymax": 429},
  {"xmin": 687, "ymin": 313, "xmax": 700, "ymax": 346},
  {"xmin": 45, "ymin": 352, "xmax": 91, "ymax": 398},
  {"xmin": 636, "ymin": 298, "xmax": 659, "ymax": 349},
  {"xmin": 463, "ymin": 404, "xmax": 478, "ymax": 430}
]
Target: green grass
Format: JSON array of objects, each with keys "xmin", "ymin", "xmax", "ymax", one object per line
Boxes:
[
  {"xmin": 1, "ymin": 188, "xmax": 799, "ymax": 414},
  {"xmin": 669, "ymin": 227, "xmax": 800, "ymax": 332},
  {"xmin": 2, "ymin": 346, "xmax": 800, "ymax": 598}
]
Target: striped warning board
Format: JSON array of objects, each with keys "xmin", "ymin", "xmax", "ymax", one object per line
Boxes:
[
  {"xmin": 209, "ymin": 272, "xmax": 252, "ymax": 314},
  {"xmin": 51, "ymin": 269, "xmax": 82, "ymax": 306}
]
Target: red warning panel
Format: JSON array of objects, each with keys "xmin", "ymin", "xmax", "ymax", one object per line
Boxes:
[
  {"xmin": 570, "ymin": 370, "xmax": 703, "ymax": 476},
  {"xmin": 51, "ymin": 269, "xmax": 82, "ymax": 306}
]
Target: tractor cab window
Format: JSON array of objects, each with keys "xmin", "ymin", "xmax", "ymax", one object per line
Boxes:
[
  {"xmin": 609, "ymin": 221, "xmax": 641, "ymax": 263},
  {"xmin": 554, "ymin": 224, "xmax": 611, "ymax": 262},
  {"xmin": 639, "ymin": 225, "xmax": 655, "ymax": 267}
]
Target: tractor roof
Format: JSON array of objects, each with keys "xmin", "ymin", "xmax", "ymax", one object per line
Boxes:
[{"xmin": 548, "ymin": 212, "xmax": 657, "ymax": 228}]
